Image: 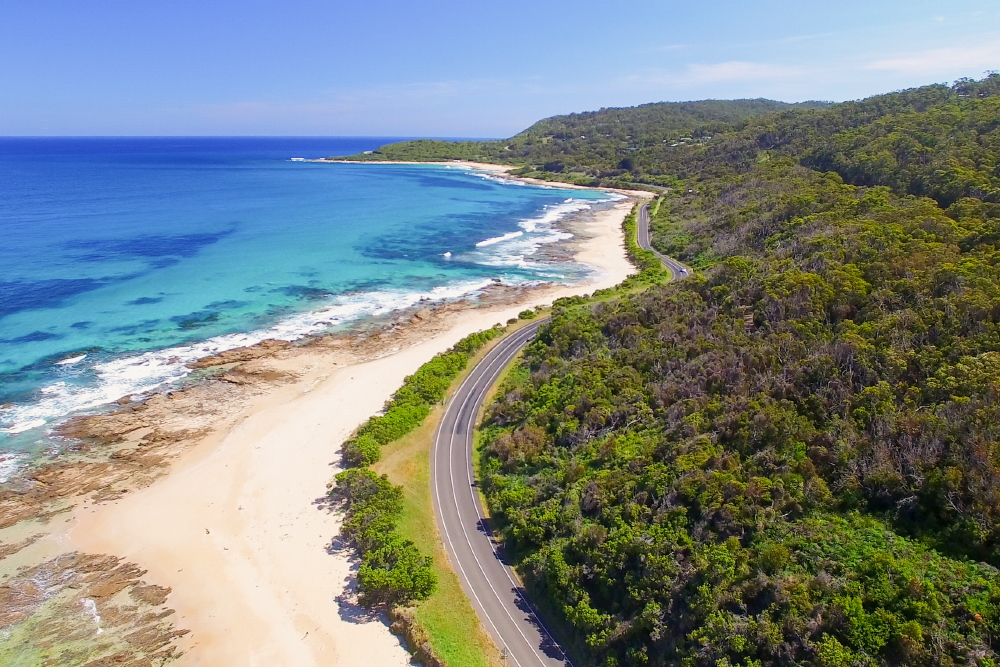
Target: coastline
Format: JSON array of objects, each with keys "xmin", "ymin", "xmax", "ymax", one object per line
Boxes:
[
  {"xmin": 0, "ymin": 181, "xmax": 649, "ymax": 665},
  {"xmin": 317, "ymin": 158, "xmax": 653, "ymax": 195}
]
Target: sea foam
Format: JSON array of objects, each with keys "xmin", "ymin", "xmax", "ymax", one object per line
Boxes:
[
  {"xmin": 55, "ymin": 354, "xmax": 87, "ymax": 366},
  {"xmin": 0, "ymin": 278, "xmax": 506, "ymax": 447},
  {"xmin": 476, "ymin": 231, "xmax": 524, "ymax": 247},
  {"xmin": 0, "ymin": 452, "xmax": 23, "ymax": 483},
  {"xmin": 469, "ymin": 198, "xmax": 600, "ymax": 269},
  {"xmin": 0, "ymin": 144, "xmax": 620, "ymax": 477}
]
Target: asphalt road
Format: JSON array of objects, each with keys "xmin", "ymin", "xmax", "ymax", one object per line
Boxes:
[
  {"xmin": 636, "ymin": 201, "xmax": 690, "ymax": 278},
  {"xmin": 431, "ymin": 202, "xmax": 686, "ymax": 667}
]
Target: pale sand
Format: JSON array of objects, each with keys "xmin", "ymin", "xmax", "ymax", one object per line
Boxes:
[{"xmin": 65, "ymin": 198, "xmax": 643, "ymax": 666}]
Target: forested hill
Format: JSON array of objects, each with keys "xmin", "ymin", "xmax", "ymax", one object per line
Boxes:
[
  {"xmin": 515, "ymin": 99, "xmax": 828, "ymax": 140},
  {"xmin": 336, "ymin": 98, "xmax": 828, "ymax": 168},
  {"xmin": 344, "ymin": 77, "xmax": 1000, "ymax": 207},
  {"xmin": 477, "ymin": 74, "xmax": 1000, "ymax": 667}
]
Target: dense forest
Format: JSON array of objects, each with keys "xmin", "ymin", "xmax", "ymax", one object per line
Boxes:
[
  {"xmin": 472, "ymin": 74, "xmax": 1000, "ymax": 667},
  {"xmin": 342, "ymin": 78, "xmax": 1000, "ymax": 201}
]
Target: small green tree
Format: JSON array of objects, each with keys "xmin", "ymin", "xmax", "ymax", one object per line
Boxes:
[{"xmin": 357, "ymin": 534, "xmax": 437, "ymax": 607}]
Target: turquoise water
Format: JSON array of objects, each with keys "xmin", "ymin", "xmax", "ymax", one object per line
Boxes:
[{"xmin": 0, "ymin": 137, "xmax": 618, "ymax": 474}]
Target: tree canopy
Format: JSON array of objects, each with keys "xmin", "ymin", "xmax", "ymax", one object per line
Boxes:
[{"xmin": 472, "ymin": 74, "xmax": 1000, "ymax": 667}]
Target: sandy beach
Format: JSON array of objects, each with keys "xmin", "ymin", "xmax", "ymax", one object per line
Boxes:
[
  {"xmin": 3, "ymin": 173, "xmax": 650, "ymax": 666},
  {"xmin": 319, "ymin": 159, "xmax": 647, "ymax": 194}
]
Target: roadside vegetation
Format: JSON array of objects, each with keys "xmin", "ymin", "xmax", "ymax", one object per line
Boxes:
[
  {"xmin": 372, "ymin": 407, "xmax": 502, "ymax": 667},
  {"xmin": 468, "ymin": 73, "xmax": 1000, "ymax": 667},
  {"xmin": 331, "ymin": 324, "xmax": 505, "ymax": 609},
  {"xmin": 333, "ymin": 318, "xmax": 575, "ymax": 666},
  {"xmin": 341, "ymin": 326, "xmax": 506, "ymax": 467}
]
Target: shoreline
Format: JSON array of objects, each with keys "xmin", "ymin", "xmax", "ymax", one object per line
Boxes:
[
  {"xmin": 0, "ymin": 161, "xmax": 630, "ymax": 450},
  {"xmin": 0, "ymin": 186, "xmax": 649, "ymax": 665},
  {"xmin": 315, "ymin": 158, "xmax": 656, "ymax": 195}
]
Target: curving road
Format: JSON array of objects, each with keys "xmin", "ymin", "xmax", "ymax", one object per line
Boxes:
[
  {"xmin": 431, "ymin": 202, "xmax": 686, "ymax": 667},
  {"xmin": 636, "ymin": 201, "xmax": 690, "ymax": 278}
]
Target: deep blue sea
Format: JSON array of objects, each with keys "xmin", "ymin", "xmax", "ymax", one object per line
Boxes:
[{"xmin": 0, "ymin": 137, "xmax": 618, "ymax": 475}]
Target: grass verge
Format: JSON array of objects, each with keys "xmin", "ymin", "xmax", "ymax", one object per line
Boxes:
[
  {"xmin": 374, "ymin": 406, "xmax": 500, "ymax": 667},
  {"xmin": 371, "ymin": 318, "xmax": 541, "ymax": 667}
]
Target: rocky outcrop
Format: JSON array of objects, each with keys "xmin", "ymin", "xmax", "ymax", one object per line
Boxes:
[
  {"xmin": 0, "ymin": 552, "xmax": 188, "ymax": 666},
  {"xmin": 187, "ymin": 338, "xmax": 292, "ymax": 368}
]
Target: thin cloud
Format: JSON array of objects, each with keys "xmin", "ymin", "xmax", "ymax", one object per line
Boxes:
[
  {"xmin": 867, "ymin": 41, "xmax": 1000, "ymax": 75},
  {"xmin": 687, "ymin": 61, "xmax": 801, "ymax": 83},
  {"xmin": 193, "ymin": 79, "xmax": 500, "ymax": 119},
  {"xmin": 623, "ymin": 61, "xmax": 802, "ymax": 88}
]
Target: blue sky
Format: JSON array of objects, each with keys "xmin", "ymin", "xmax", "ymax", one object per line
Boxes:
[{"xmin": 2, "ymin": 0, "xmax": 999, "ymax": 136}]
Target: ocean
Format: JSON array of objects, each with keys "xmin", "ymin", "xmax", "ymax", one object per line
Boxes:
[{"xmin": 0, "ymin": 137, "xmax": 619, "ymax": 476}]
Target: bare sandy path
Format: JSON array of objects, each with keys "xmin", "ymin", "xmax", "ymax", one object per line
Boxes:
[{"xmin": 65, "ymin": 197, "xmax": 642, "ymax": 666}]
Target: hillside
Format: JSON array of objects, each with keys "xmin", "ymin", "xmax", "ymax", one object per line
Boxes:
[
  {"xmin": 336, "ymin": 99, "xmax": 828, "ymax": 171},
  {"xmin": 344, "ymin": 79, "xmax": 1000, "ymax": 206},
  {"xmin": 475, "ymin": 75, "xmax": 1000, "ymax": 667}
]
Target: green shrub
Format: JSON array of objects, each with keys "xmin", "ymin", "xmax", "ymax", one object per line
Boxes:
[
  {"xmin": 343, "ymin": 433, "xmax": 382, "ymax": 466},
  {"xmin": 452, "ymin": 324, "xmax": 505, "ymax": 354},
  {"xmin": 356, "ymin": 401, "xmax": 431, "ymax": 445},
  {"xmin": 357, "ymin": 534, "xmax": 437, "ymax": 607},
  {"xmin": 334, "ymin": 468, "xmax": 436, "ymax": 606},
  {"xmin": 815, "ymin": 635, "xmax": 855, "ymax": 667}
]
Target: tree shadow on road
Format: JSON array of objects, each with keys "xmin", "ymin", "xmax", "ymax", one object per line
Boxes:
[{"xmin": 476, "ymin": 518, "xmax": 572, "ymax": 665}]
